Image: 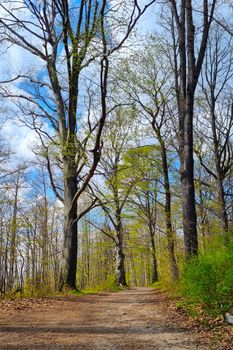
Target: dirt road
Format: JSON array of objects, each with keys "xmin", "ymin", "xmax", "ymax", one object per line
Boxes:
[{"xmin": 0, "ymin": 287, "xmax": 216, "ymax": 349}]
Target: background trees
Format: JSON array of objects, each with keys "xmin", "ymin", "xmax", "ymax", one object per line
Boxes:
[
  {"xmin": 0, "ymin": 0, "xmax": 156, "ymax": 290},
  {"xmin": 197, "ymin": 25, "xmax": 233, "ymax": 233},
  {"xmin": 116, "ymin": 44, "xmax": 179, "ymax": 279}
]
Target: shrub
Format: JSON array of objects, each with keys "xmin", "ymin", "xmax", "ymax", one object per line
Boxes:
[
  {"xmin": 182, "ymin": 243, "xmax": 233, "ymax": 316},
  {"xmin": 99, "ymin": 275, "xmax": 123, "ymax": 292}
]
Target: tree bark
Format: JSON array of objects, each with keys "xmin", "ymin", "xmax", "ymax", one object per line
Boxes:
[
  {"xmin": 8, "ymin": 174, "xmax": 20, "ymax": 291},
  {"xmin": 149, "ymin": 222, "xmax": 158, "ymax": 283},
  {"xmin": 115, "ymin": 208, "xmax": 127, "ymax": 286},
  {"xmin": 210, "ymin": 94, "xmax": 229, "ymax": 232},
  {"xmin": 115, "ymin": 240, "xmax": 126, "ymax": 286},
  {"xmin": 59, "ymin": 158, "xmax": 78, "ymax": 290},
  {"xmin": 181, "ymin": 95, "xmax": 198, "ymax": 256},
  {"xmin": 216, "ymin": 176, "xmax": 228, "ymax": 232},
  {"xmin": 159, "ymin": 136, "xmax": 179, "ymax": 278},
  {"xmin": 41, "ymin": 172, "xmax": 49, "ymax": 289}
]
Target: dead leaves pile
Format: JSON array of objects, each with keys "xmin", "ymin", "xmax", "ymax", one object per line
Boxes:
[
  {"xmin": 164, "ymin": 295, "xmax": 233, "ymax": 350},
  {"xmin": 0, "ymin": 297, "xmax": 65, "ymax": 319}
]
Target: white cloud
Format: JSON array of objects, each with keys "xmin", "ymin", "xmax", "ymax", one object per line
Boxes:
[
  {"xmin": 0, "ymin": 1, "xmax": 44, "ymax": 78},
  {"xmin": 2, "ymin": 119, "xmax": 38, "ymax": 162}
]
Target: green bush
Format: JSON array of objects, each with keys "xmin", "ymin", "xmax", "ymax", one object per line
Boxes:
[
  {"xmin": 80, "ymin": 275, "xmax": 123, "ymax": 294},
  {"xmin": 182, "ymin": 243, "xmax": 233, "ymax": 316},
  {"xmin": 99, "ymin": 275, "xmax": 123, "ymax": 292}
]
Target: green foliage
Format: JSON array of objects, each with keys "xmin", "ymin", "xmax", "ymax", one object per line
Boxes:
[
  {"xmin": 181, "ymin": 240, "xmax": 233, "ymax": 316},
  {"xmin": 22, "ymin": 274, "xmax": 57, "ymax": 298},
  {"xmin": 80, "ymin": 275, "xmax": 123, "ymax": 294},
  {"xmin": 150, "ymin": 281, "xmax": 161, "ymax": 289},
  {"xmin": 98, "ymin": 275, "xmax": 123, "ymax": 292}
]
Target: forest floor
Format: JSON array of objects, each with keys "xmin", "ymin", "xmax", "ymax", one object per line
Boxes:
[{"xmin": 0, "ymin": 287, "xmax": 232, "ymax": 350}]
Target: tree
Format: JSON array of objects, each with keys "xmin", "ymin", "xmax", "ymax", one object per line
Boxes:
[
  {"xmin": 124, "ymin": 145, "xmax": 160, "ymax": 283},
  {"xmin": 0, "ymin": 0, "xmax": 156, "ymax": 289},
  {"xmin": 90, "ymin": 107, "xmax": 140, "ymax": 286},
  {"xmin": 169, "ymin": 0, "xmax": 216, "ymax": 256},
  {"xmin": 117, "ymin": 45, "xmax": 179, "ymax": 279},
  {"xmin": 196, "ymin": 26, "xmax": 233, "ymax": 233}
]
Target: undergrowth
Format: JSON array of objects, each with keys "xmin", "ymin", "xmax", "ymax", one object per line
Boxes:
[
  {"xmin": 177, "ymin": 235, "xmax": 233, "ymax": 318},
  {"xmin": 77, "ymin": 275, "xmax": 124, "ymax": 295}
]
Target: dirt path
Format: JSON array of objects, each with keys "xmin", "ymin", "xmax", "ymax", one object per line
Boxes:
[{"xmin": 0, "ymin": 287, "xmax": 216, "ymax": 349}]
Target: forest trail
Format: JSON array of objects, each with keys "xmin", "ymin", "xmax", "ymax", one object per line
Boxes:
[{"xmin": 0, "ymin": 287, "xmax": 213, "ymax": 350}]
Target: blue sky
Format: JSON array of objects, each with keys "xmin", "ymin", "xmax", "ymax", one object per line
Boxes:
[{"xmin": 0, "ymin": 1, "xmax": 157, "ymax": 164}]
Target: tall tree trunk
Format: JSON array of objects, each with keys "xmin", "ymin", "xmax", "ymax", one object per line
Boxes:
[
  {"xmin": 41, "ymin": 185, "xmax": 49, "ymax": 289},
  {"xmin": 8, "ymin": 175, "xmax": 20, "ymax": 291},
  {"xmin": 216, "ymin": 177, "xmax": 228, "ymax": 232},
  {"xmin": 171, "ymin": 0, "xmax": 216, "ymax": 257},
  {"xmin": 0, "ymin": 217, "xmax": 4, "ymax": 294},
  {"xmin": 115, "ymin": 240, "xmax": 126, "ymax": 286},
  {"xmin": 199, "ymin": 188, "xmax": 207, "ymax": 251},
  {"xmin": 26, "ymin": 229, "xmax": 30, "ymax": 284},
  {"xmin": 115, "ymin": 211, "xmax": 127, "ymax": 286},
  {"xmin": 210, "ymin": 94, "xmax": 228, "ymax": 232},
  {"xmin": 180, "ymin": 96, "xmax": 198, "ymax": 256},
  {"xmin": 32, "ymin": 215, "xmax": 37, "ymax": 290},
  {"xmin": 59, "ymin": 157, "xmax": 78, "ymax": 290},
  {"xmin": 160, "ymin": 136, "xmax": 179, "ymax": 278},
  {"xmin": 145, "ymin": 187, "xmax": 159, "ymax": 283},
  {"xmin": 149, "ymin": 222, "xmax": 158, "ymax": 283}
]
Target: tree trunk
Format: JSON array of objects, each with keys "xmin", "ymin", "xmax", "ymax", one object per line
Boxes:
[
  {"xmin": 59, "ymin": 158, "xmax": 78, "ymax": 290},
  {"xmin": 42, "ymin": 205, "xmax": 49, "ymax": 288},
  {"xmin": 159, "ymin": 137, "xmax": 179, "ymax": 279},
  {"xmin": 115, "ymin": 241, "xmax": 126, "ymax": 286},
  {"xmin": 0, "ymin": 217, "xmax": 4, "ymax": 294},
  {"xmin": 149, "ymin": 223, "xmax": 158, "ymax": 283},
  {"xmin": 216, "ymin": 177, "xmax": 228, "ymax": 232},
  {"xmin": 115, "ymin": 212, "xmax": 127, "ymax": 286},
  {"xmin": 210, "ymin": 95, "xmax": 229, "ymax": 232},
  {"xmin": 171, "ymin": 0, "xmax": 216, "ymax": 257},
  {"xmin": 180, "ymin": 97, "xmax": 198, "ymax": 256},
  {"xmin": 8, "ymin": 175, "xmax": 20, "ymax": 291}
]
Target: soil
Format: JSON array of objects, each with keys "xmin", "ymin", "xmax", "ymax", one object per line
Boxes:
[{"xmin": 0, "ymin": 287, "xmax": 231, "ymax": 349}]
